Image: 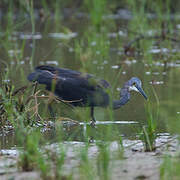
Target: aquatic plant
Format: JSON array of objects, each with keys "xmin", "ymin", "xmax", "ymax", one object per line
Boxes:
[
  {"xmin": 18, "ymin": 131, "xmax": 43, "ymax": 171},
  {"xmin": 0, "ymin": 0, "xmax": 180, "ymax": 179},
  {"xmin": 140, "ymin": 86, "xmax": 159, "ymax": 151}
]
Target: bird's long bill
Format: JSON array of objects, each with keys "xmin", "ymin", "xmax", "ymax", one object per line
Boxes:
[{"xmin": 136, "ymin": 85, "xmax": 148, "ymax": 100}]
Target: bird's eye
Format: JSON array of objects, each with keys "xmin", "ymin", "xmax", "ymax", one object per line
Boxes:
[{"xmin": 133, "ymin": 82, "xmax": 136, "ymax": 86}]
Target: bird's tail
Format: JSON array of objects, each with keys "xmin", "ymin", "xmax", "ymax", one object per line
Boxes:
[{"xmin": 27, "ymin": 70, "xmax": 54, "ymax": 86}]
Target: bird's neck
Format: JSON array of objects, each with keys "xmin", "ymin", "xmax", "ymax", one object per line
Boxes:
[{"xmin": 113, "ymin": 87, "xmax": 130, "ymax": 109}]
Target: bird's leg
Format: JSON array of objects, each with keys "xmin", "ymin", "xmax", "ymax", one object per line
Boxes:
[
  {"xmin": 33, "ymin": 81, "xmax": 38, "ymax": 95},
  {"xmin": 48, "ymin": 104, "xmax": 56, "ymax": 119},
  {"xmin": 48, "ymin": 92, "xmax": 56, "ymax": 120},
  {"xmin": 90, "ymin": 107, "xmax": 96, "ymax": 127}
]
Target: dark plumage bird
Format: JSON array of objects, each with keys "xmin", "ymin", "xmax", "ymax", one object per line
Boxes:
[{"xmin": 27, "ymin": 65, "xmax": 147, "ymax": 126}]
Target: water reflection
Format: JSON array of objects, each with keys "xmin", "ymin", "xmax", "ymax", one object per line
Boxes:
[
  {"xmin": 0, "ymin": 120, "xmax": 141, "ymax": 149},
  {"xmin": 48, "ymin": 32, "xmax": 77, "ymax": 39}
]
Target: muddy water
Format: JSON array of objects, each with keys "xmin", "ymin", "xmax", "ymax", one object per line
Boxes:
[{"xmin": 1, "ymin": 10, "xmax": 180, "ymax": 148}]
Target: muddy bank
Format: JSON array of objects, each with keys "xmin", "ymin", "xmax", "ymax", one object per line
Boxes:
[{"xmin": 0, "ymin": 135, "xmax": 178, "ymax": 180}]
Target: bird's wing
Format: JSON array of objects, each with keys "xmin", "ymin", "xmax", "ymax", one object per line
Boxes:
[
  {"xmin": 55, "ymin": 74, "xmax": 102, "ymax": 91},
  {"xmin": 28, "ymin": 67, "xmax": 110, "ymax": 105},
  {"xmin": 35, "ymin": 65, "xmax": 81, "ymax": 77},
  {"xmin": 35, "ymin": 65, "xmax": 110, "ymax": 89}
]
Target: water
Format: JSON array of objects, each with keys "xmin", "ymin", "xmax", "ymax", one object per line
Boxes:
[{"xmin": 1, "ymin": 8, "xmax": 180, "ymax": 149}]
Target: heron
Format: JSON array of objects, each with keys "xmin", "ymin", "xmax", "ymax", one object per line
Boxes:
[{"xmin": 27, "ymin": 65, "xmax": 147, "ymax": 126}]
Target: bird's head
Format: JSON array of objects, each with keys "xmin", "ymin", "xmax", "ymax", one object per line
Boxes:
[{"xmin": 128, "ymin": 77, "xmax": 148, "ymax": 100}]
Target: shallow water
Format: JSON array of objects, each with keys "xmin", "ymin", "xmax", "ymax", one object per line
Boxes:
[{"xmin": 1, "ymin": 8, "xmax": 180, "ymax": 149}]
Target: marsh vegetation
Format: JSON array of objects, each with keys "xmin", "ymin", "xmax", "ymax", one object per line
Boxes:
[{"xmin": 0, "ymin": 0, "xmax": 180, "ymax": 179}]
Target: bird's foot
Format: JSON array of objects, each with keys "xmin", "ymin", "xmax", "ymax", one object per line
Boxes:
[
  {"xmin": 89, "ymin": 136, "xmax": 95, "ymax": 143},
  {"xmin": 90, "ymin": 120, "xmax": 96, "ymax": 128}
]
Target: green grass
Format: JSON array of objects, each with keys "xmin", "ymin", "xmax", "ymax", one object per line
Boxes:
[
  {"xmin": 160, "ymin": 153, "xmax": 180, "ymax": 180},
  {"xmin": 0, "ymin": 0, "xmax": 180, "ymax": 179}
]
